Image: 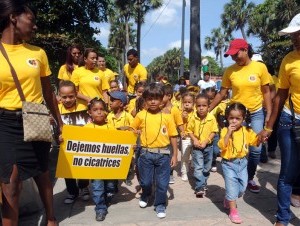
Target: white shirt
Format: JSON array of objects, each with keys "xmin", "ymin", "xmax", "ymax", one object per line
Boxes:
[{"xmin": 197, "ymin": 79, "xmax": 216, "ymax": 90}]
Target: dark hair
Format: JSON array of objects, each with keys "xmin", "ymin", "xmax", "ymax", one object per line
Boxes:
[
  {"xmin": 127, "ymin": 49, "xmax": 138, "ymax": 57},
  {"xmin": 162, "ymin": 84, "xmax": 173, "ymax": 96},
  {"xmin": 109, "ymin": 79, "xmax": 119, "ymax": 86},
  {"xmin": 179, "ymin": 86, "xmax": 188, "ymax": 96},
  {"xmin": 88, "ymin": 97, "xmax": 107, "ymax": 112},
  {"xmin": 65, "ymin": 44, "xmax": 82, "ymax": 74},
  {"xmin": 58, "ymin": 80, "xmax": 76, "ymax": 92},
  {"xmin": 203, "ymin": 87, "xmax": 216, "ymax": 94},
  {"xmin": 83, "ymin": 48, "xmax": 97, "ymax": 59},
  {"xmin": 195, "ymin": 93, "xmax": 209, "ymax": 103},
  {"xmin": 136, "ymin": 96, "xmax": 145, "ymax": 113},
  {"xmin": 134, "ymin": 81, "xmax": 146, "ymax": 92},
  {"xmin": 142, "ymin": 83, "xmax": 164, "ymax": 100},
  {"xmin": 246, "ymin": 44, "xmax": 254, "ymax": 59},
  {"xmin": 0, "ymin": 0, "xmax": 34, "ymax": 32},
  {"xmin": 224, "ymin": 102, "xmax": 251, "ymax": 128},
  {"xmin": 181, "ymin": 92, "xmax": 195, "ymax": 102}
]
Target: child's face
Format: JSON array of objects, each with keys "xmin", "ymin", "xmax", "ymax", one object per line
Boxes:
[
  {"xmin": 136, "ymin": 86, "xmax": 145, "ymax": 97},
  {"xmin": 195, "ymin": 97, "xmax": 209, "ymax": 118},
  {"xmin": 182, "ymin": 96, "xmax": 194, "ymax": 111},
  {"xmin": 145, "ymin": 96, "xmax": 162, "ymax": 112},
  {"xmin": 110, "ymin": 82, "xmax": 119, "ymax": 92},
  {"xmin": 109, "ymin": 97, "xmax": 122, "ymax": 111},
  {"xmin": 59, "ymin": 86, "xmax": 76, "ymax": 109},
  {"xmin": 162, "ymin": 94, "xmax": 171, "ymax": 105},
  {"xmin": 227, "ymin": 109, "xmax": 244, "ymax": 129},
  {"xmin": 206, "ymin": 91, "xmax": 216, "ymax": 104},
  {"xmin": 88, "ymin": 102, "xmax": 107, "ymax": 124}
]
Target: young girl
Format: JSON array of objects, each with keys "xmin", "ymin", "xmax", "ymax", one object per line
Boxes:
[
  {"xmin": 58, "ymin": 81, "xmax": 90, "ymax": 204},
  {"xmin": 180, "ymin": 92, "xmax": 195, "ymax": 181},
  {"xmin": 218, "ymin": 102, "xmax": 260, "ymax": 224},
  {"xmin": 84, "ymin": 98, "xmax": 114, "ymax": 222},
  {"xmin": 187, "ymin": 94, "xmax": 218, "ymax": 197},
  {"xmin": 127, "ymin": 82, "xmax": 145, "ymax": 117}
]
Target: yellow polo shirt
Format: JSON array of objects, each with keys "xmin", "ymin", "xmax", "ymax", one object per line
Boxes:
[
  {"xmin": 107, "ymin": 110, "xmax": 134, "ymax": 129},
  {"xmin": 218, "ymin": 126, "xmax": 258, "ymax": 160},
  {"xmin": 130, "ymin": 110, "xmax": 178, "ymax": 148},
  {"xmin": 0, "ymin": 43, "xmax": 51, "ymax": 110},
  {"xmin": 84, "ymin": 122, "xmax": 114, "ymax": 130},
  {"xmin": 222, "ymin": 61, "xmax": 270, "ymax": 112},
  {"xmin": 124, "ymin": 63, "xmax": 147, "ymax": 94}
]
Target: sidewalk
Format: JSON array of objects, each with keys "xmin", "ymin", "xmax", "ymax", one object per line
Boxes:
[{"xmin": 17, "ymin": 149, "xmax": 300, "ymax": 225}]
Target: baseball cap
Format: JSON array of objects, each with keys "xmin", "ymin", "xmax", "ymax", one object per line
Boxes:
[
  {"xmin": 251, "ymin": 53, "xmax": 264, "ymax": 62},
  {"xmin": 224, "ymin": 39, "xmax": 248, "ymax": 57},
  {"xmin": 108, "ymin": 91, "xmax": 127, "ymax": 105},
  {"xmin": 278, "ymin": 13, "xmax": 300, "ymax": 36}
]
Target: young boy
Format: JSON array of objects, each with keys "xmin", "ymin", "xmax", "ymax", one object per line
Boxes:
[
  {"xmin": 130, "ymin": 83, "xmax": 178, "ymax": 218},
  {"xmin": 162, "ymin": 84, "xmax": 184, "ymax": 184},
  {"xmin": 187, "ymin": 93, "xmax": 218, "ymax": 197}
]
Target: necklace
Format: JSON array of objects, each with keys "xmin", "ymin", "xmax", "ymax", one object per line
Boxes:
[{"xmin": 144, "ymin": 110, "xmax": 162, "ymax": 147}]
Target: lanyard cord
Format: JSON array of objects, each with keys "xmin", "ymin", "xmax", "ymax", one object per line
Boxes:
[
  {"xmin": 231, "ymin": 127, "xmax": 245, "ymax": 155},
  {"xmin": 145, "ymin": 111, "xmax": 162, "ymax": 147}
]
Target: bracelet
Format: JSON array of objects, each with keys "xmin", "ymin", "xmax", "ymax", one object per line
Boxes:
[{"xmin": 264, "ymin": 126, "xmax": 273, "ymax": 132}]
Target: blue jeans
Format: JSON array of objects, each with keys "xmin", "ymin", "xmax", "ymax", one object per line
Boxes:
[
  {"xmin": 248, "ymin": 108, "xmax": 264, "ymax": 180},
  {"xmin": 138, "ymin": 149, "xmax": 171, "ymax": 211},
  {"xmin": 222, "ymin": 157, "xmax": 248, "ymax": 201},
  {"xmin": 91, "ymin": 180, "xmax": 107, "ymax": 214},
  {"xmin": 212, "ymin": 134, "xmax": 220, "ymax": 166},
  {"xmin": 276, "ymin": 111, "xmax": 300, "ymax": 225},
  {"xmin": 192, "ymin": 145, "xmax": 213, "ymax": 191}
]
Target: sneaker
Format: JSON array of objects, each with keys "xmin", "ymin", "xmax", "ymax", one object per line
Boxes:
[
  {"xmin": 95, "ymin": 212, "xmax": 107, "ymax": 221},
  {"xmin": 139, "ymin": 198, "xmax": 148, "ymax": 208},
  {"xmin": 156, "ymin": 210, "xmax": 166, "ymax": 219},
  {"xmin": 223, "ymin": 198, "xmax": 230, "ymax": 209},
  {"xmin": 80, "ymin": 187, "xmax": 90, "ymax": 201},
  {"xmin": 247, "ymin": 180, "xmax": 260, "ymax": 193},
  {"xmin": 291, "ymin": 194, "xmax": 300, "ymax": 208},
  {"xmin": 268, "ymin": 151, "xmax": 276, "ymax": 159},
  {"xmin": 229, "ymin": 208, "xmax": 242, "ymax": 224},
  {"xmin": 64, "ymin": 194, "xmax": 77, "ymax": 204},
  {"xmin": 181, "ymin": 173, "xmax": 188, "ymax": 181},
  {"xmin": 211, "ymin": 166, "xmax": 217, "ymax": 172},
  {"xmin": 195, "ymin": 188, "xmax": 205, "ymax": 198},
  {"xmin": 203, "ymin": 186, "xmax": 208, "ymax": 191},
  {"xmin": 169, "ymin": 175, "xmax": 175, "ymax": 184}
]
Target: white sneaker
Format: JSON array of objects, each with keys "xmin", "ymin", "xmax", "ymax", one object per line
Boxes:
[
  {"xmin": 211, "ymin": 166, "xmax": 217, "ymax": 172},
  {"xmin": 169, "ymin": 175, "xmax": 175, "ymax": 184},
  {"xmin": 80, "ymin": 187, "xmax": 90, "ymax": 201},
  {"xmin": 156, "ymin": 211, "xmax": 166, "ymax": 218},
  {"xmin": 181, "ymin": 173, "xmax": 188, "ymax": 181},
  {"xmin": 139, "ymin": 199, "xmax": 148, "ymax": 208}
]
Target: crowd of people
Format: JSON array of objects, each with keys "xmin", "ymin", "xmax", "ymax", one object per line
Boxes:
[{"xmin": 1, "ymin": 0, "xmax": 300, "ymax": 226}]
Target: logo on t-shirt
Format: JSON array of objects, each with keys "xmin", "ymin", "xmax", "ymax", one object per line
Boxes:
[
  {"xmin": 27, "ymin": 59, "xmax": 38, "ymax": 68},
  {"xmin": 161, "ymin": 125, "xmax": 167, "ymax": 135},
  {"xmin": 248, "ymin": 74, "xmax": 257, "ymax": 82},
  {"xmin": 94, "ymin": 76, "xmax": 99, "ymax": 81},
  {"xmin": 133, "ymin": 74, "xmax": 139, "ymax": 81}
]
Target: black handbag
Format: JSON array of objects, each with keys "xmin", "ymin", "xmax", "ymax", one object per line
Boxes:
[{"xmin": 289, "ymin": 95, "xmax": 300, "ymax": 145}]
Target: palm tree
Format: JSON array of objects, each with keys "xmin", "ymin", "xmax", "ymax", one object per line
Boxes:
[
  {"xmin": 189, "ymin": 0, "xmax": 201, "ymax": 84},
  {"xmin": 204, "ymin": 27, "xmax": 232, "ymax": 70},
  {"xmin": 221, "ymin": 0, "xmax": 255, "ymax": 40}
]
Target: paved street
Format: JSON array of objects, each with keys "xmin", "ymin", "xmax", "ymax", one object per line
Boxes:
[{"xmin": 12, "ymin": 148, "xmax": 300, "ymax": 225}]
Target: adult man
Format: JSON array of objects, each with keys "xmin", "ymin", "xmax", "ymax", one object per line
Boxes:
[
  {"xmin": 197, "ymin": 72, "xmax": 216, "ymax": 92},
  {"xmin": 123, "ymin": 49, "xmax": 147, "ymax": 96}
]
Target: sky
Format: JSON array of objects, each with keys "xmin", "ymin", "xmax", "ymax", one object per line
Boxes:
[{"xmin": 96, "ymin": 0, "xmax": 264, "ymax": 67}]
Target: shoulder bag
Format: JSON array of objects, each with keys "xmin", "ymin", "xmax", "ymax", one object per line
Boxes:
[{"xmin": 0, "ymin": 42, "xmax": 53, "ymax": 142}]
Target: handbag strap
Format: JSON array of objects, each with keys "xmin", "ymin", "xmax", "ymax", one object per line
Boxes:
[
  {"xmin": 0, "ymin": 42, "xmax": 26, "ymax": 101},
  {"xmin": 289, "ymin": 94, "xmax": 297, "ymax": 126}
]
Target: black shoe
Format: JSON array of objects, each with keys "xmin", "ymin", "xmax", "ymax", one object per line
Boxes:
[
  {"xmin": 95, "ymin": 212, "xmax": 107, "ymax": 221},
  {"xmin": 195, "ymin": 188, "xmax": 205, "ymax": 198}
]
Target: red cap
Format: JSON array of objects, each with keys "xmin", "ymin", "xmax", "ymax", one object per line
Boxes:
[{"xmin": 224, "ymin": 39, "xmax": 248, "ymax": 57}]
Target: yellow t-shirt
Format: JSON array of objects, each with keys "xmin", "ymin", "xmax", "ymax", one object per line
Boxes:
[
  {"xmin": 0, "ymin": 43, "xmax": 51, "ymax": 110},
  {"xmin": 84, "ymin": 122, "xmax": 114, "ymax": 130},
  {"xmin": 218, "ymin": 126, "xmax": 258, "ymax": 160},
  {"xmin": 187, "ymin": 112, "xmax": 218, "ymax": 142},
  {"xmin": 107, "ymin": 110, "xmax": 134, "ymax": 129},
  {"xmin": 277, "ymin": 50, "xmax": 300, "ymax": 114},
  {"xmin": 100, "ymin": 68, "xmax": 114, "ymax": 91},
  {"xmin": 124, "ymin": 63, "xmax": 147, "ymax": 94},
  {"xmin": 170, "ymin": 105, "xmax": 183, "ymax": 126},
  {"xmin": 57, "ymin": 64, "xmax": 78, "ymax": 81},
  {"xmin": 222, "ymin": 61, "xmax": 270, "ymax": 112},
  {"xmin": 58, "ymin": 100, "xmax": 87, "ymax": 114},
  {"xmin": 171, "ymin": 98, "xmax": 182, "ymax": 111},
  {"xmin": 71, "ymin": 66, "xmax": 105, "ymax": 100},
  {"xmin": 130, "ymin": 110, "xmax": 178, "ymax": 148},
  {"xmin": 126, "ymin": 98, "xmax": 136, "ymax": 114},
  {"xmin": 182, "ymin": 110, "xmax": 194, "ymax": 132}
]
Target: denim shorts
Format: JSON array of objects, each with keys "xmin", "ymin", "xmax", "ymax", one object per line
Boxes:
[{"xmin": 221, "ymin": 157, "xmax": 248, "ymax": 201}]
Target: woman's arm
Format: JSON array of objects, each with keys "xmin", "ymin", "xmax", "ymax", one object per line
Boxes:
[
  {"xmin": 74, "ymin": 86, "xmax": 92, "ymax": 104},
  {"xmin": 261, "ymin": 84, "xmax": 272, "ymax": 124}
]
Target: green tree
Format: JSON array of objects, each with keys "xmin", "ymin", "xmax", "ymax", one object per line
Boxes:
[
  {"xmin": 204, "ymin": 27, "xmax": 232, "ymax": 70},
  {"xmin": 221, "ymin": 0, "xmax": 255, "ymax": 40},
  {"xmin": 189, "ymin": 0, "xmax": 201, "ymax": 84}
]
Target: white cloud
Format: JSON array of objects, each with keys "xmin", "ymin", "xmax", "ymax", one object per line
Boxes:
[
  {"xmin": 141, "ymin": 47, "xmax": 166, "ymax": 65},
  {"xmin": 150, "ymin": 6, "xmax": 177, "ymax": 26},
  {"xmin": 202, "ymin": 50, "xmax": 216, "ymax": 58},
  {"xmin": 168, "ymin": 39, "xmax": 189, "ymax": 49},
  {"xmin": 93, "ymin": 25, "xmax": 110, "ymax": 46}
]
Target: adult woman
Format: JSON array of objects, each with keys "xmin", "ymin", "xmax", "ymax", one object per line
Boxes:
[
  {"xmin": 57, "ymin": 44, "xmax": 82, "ymax": 82},
  {"xmin": 209, "ymin": 39, "xmax": 272, "ymax": 193},
  {"xmin": 0, "ymin": 0, "xmax": 62, "ymax": 225},
  {"xmin": 71, "ymin": 48, "xmax": 108, "ymax": 105},
  {"xmin": 259, "ymin": 13, "xmax": 300, "ymax": 226}
]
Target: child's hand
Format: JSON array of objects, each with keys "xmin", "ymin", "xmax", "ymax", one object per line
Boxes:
[
  {"xmin": 227, "ymin": 124, "xmax": 236, "ymax": 134},
  {"xmin": 193, "ymin": 139, "xmax": 202, "ymax": 149},
  {"xmin": 199, "ymin": 140, "xmax": 207, "ymax": 149},
  {"xmin": 58, "ymin": 134, "xmax": 64, "ymax": 143},
  {"xmin": 182, "ymin": 110, "xmax": 189, "ymax": 119},
  {"xmin": 170, "ymin": 155, "xmax": 178, "ymax": 168}
]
